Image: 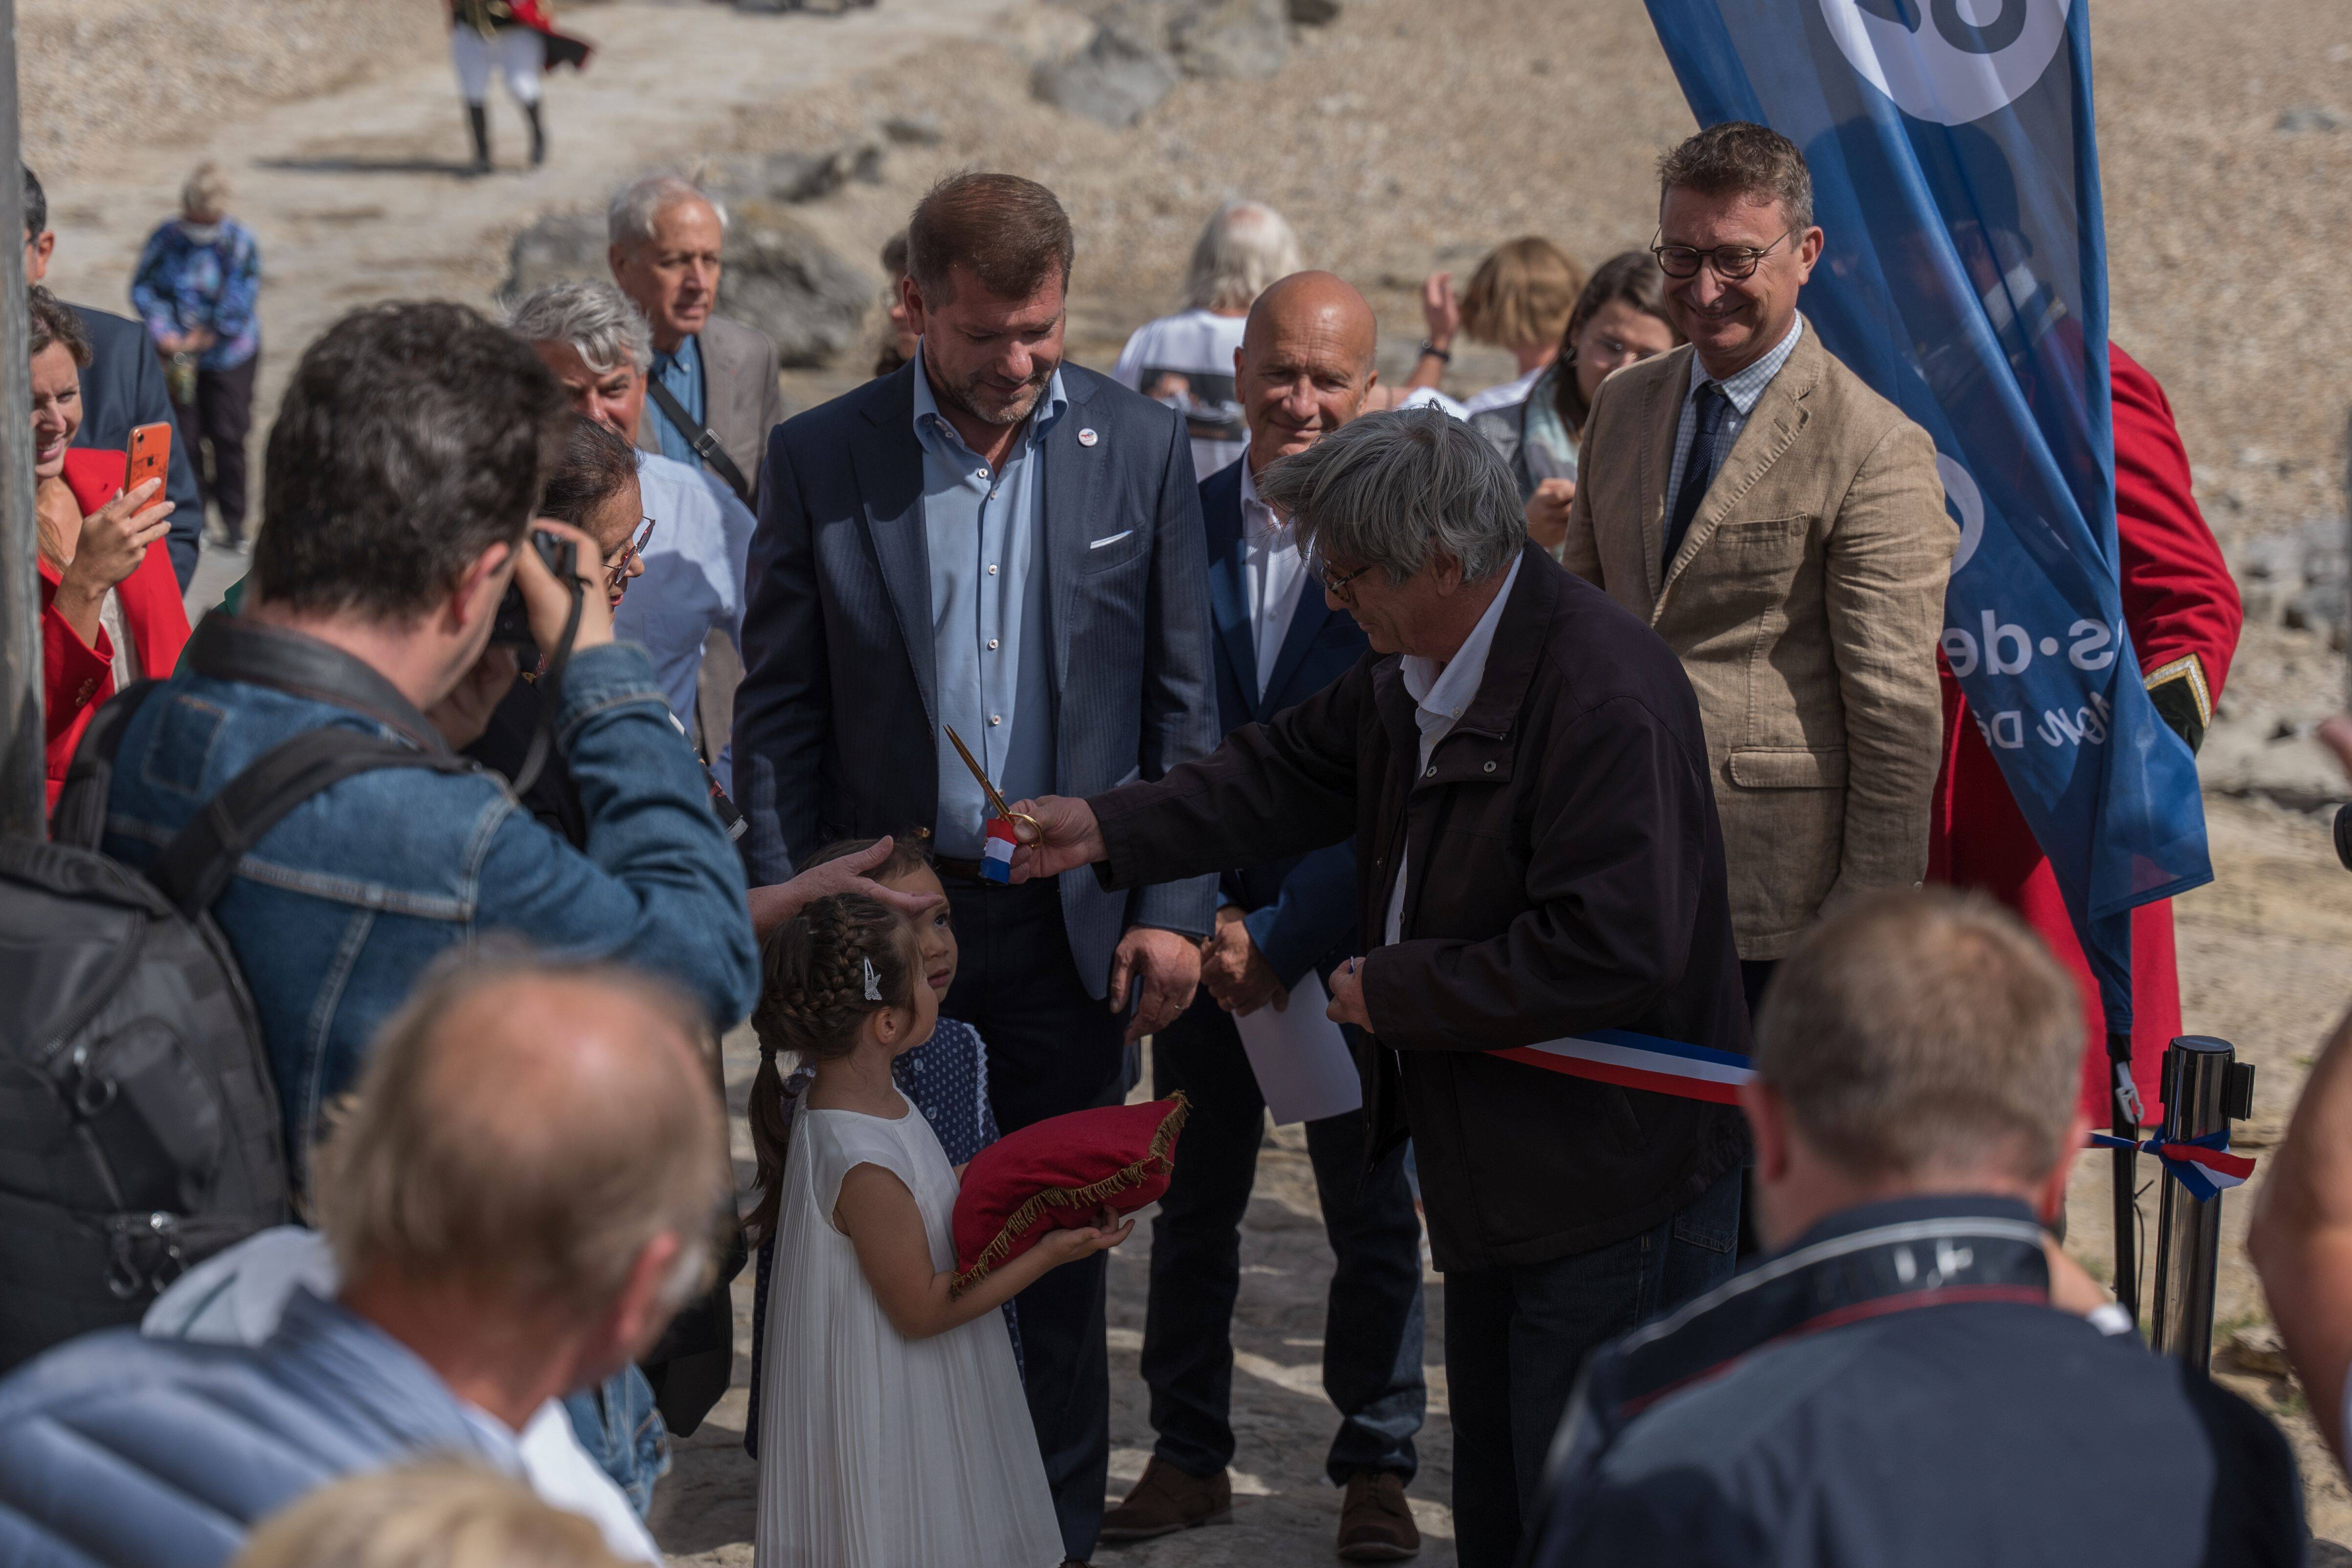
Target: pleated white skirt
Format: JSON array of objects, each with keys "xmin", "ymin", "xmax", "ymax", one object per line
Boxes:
[{"xmin": 753, "ymin": 1103, "xmax": 1063, "ymax": 1568}]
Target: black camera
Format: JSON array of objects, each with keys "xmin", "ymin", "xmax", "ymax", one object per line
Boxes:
[{"xmin": 489, "ymin": 528, "xmax": 577, "ymax": 655}]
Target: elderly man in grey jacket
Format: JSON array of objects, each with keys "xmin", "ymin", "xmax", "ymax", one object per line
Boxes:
[{"xmin": 0, "ymin": 955, "xmax": 730, "ymax": 1568}]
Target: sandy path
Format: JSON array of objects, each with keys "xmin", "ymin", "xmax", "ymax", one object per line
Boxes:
[{"xmin": 28, "ymin": 0, "xmax": 1015, "ymax": 616}]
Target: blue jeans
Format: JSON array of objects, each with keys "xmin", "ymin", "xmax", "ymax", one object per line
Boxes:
[
  {"xmin": 1442, "ymin": 1165, "xmax": 1741, "ymax": 1568},
  {"xmin": 1142, "ymin": 995, "xmax": 1427, "ymax": 1484},
  {"xmin": 562, "ymin": 1365, "xmax": 671, "ymax": 1519}
]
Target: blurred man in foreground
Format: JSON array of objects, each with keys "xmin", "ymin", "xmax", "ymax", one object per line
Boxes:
[
  {"xmin": 1528, "ymin": 889, "xmax": 2304, "ymax": 1568},
  {"xmin": 0, "ymin": 956, "xmax": 732, "ymax": 1568}
]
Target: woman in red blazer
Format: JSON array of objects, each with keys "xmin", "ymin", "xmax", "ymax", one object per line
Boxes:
[
  {"xmin": 30, "ymin": 286, "xmax": 187, "ymax": 810},
  {"xmin": 1929, "ymin": 344, "xmax": 2243, "ymax": 1122}
]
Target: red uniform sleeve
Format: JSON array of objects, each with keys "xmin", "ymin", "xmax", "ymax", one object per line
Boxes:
[
  {"xmin": 2109, "ymin": 345, "xmax": 2242, "ymax": 742},
  {"xmin": 41, "ymin": 579, "xmax": 114, "ymax": 745}
]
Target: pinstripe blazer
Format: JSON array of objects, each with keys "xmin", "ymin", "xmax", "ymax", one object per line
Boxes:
[{"xmin": 732, "ymin": 359, "xmax": 1221, "ymax": 995}]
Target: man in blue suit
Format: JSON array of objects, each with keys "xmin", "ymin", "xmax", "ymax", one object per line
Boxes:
[
  {"xmin": 733, "ymin": 172, "xmax": 1220, "ymax": 1565},
  {"xmin": 1099, "ymin": 273, "xmax": 1428, "ymax": 1562}
]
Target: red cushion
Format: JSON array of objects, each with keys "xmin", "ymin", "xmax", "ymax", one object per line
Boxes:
[{"xmin": 951, "ymin": 1094, "xmax": 1188, "ymax": 1293}]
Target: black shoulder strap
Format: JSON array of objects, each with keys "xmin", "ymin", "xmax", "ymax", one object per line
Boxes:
[
  {"xmin": 50, "ymin": 680, "xmax": 168, "ymax": 850},
  {"xmin": 150, "ymin": 728, "xmax": 476, "ymax": 917},
  {"xmin": 645, "ymin": 377, "xmax": 755, "ymax": 507}
]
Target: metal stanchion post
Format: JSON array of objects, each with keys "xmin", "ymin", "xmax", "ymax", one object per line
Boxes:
[{"xmin": 2147, "ymin": 1035, "xmax": 2257, "ymax": 1372}]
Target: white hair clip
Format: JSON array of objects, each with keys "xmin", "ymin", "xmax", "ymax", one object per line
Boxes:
[{"xmin": 862, "ymin": 957, "xmax": 882, "ymax": 1002}]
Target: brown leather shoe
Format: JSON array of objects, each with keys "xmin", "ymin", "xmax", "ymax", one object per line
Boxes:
[
  {"xmin": 1337, "ymin": 1471, "xmax": 1421, "ymax": 1561},
  {"xmin": 1099, "ymin": 1457, "xmax": 1233, "ymax": 1541}
]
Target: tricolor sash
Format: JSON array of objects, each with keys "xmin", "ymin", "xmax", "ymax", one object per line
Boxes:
[{"xmin": 1495, "ymin": 1029, "xmax": 1753, "ymax": 1106}]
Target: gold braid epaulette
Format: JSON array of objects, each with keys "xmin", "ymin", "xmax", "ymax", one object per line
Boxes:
[{"xmin": 949, "ymin": 1092, "xmax": 1189, "ymax": 1297}]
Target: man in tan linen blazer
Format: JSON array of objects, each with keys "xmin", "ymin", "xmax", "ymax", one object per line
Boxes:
[{"xmin": 1562, "ymin": 123, "xmax": 1953, "ymax": 976}]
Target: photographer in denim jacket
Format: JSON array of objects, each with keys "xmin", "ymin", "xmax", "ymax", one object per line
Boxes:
[{"xmin": 93, "ymin": 301, "xmax": 761, "ymax": 1187}]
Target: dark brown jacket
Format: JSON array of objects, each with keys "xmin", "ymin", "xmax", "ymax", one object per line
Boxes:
[{"xmin": 1091, "ymin": 544, "xmax": 1750, "ymax": 1271}]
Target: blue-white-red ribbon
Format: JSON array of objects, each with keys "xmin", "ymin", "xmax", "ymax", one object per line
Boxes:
[
  {"xmin": 981, "ymin": 817, "xmax": 1019, "ymax": 884},
  {"xmin": 2087, "ymin": 1130, "xmax": 2254, "ymax": 1202},
  {"xmin": 1495, "ymin": 1030, "xmax": 1753, "ymax": 1106}
]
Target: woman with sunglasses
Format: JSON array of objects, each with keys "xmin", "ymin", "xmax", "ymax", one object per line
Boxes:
[{"xmin": 1470, "ymin": 252, "xmax": 1681, "ymax": 559}]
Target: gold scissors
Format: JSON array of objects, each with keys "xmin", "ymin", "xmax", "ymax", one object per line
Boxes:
[{"xmin": 944, "ymin": 725, "xmax": 1041, "ymax": 843}]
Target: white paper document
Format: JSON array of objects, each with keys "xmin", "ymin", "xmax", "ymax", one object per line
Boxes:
[{"xmin": 1232, "ymin": 970, "xmax": 1363, "ymax": 1126}]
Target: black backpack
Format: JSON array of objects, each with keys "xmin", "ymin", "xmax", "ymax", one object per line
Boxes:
[{"xmin": 0, "ymin": 683, "xmax": 469, "ymax": 1373}]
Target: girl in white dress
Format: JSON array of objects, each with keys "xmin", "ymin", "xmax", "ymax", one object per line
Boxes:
[{"xmin": 747, "ymin": 892, "xmax": 1130, "ymax": 1568}]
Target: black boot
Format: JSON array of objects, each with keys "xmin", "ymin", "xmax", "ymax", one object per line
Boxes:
[
  {"xmin": 465, "ymin": 103, "xmax": 492, "ymax": 176},
  {"xmin": 523, "ymin": 101, "xmax": 546, "ymax": 168}
]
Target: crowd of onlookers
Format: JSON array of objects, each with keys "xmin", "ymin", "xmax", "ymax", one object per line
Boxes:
[{"xmin": 0, "ymin": 115, "xmax": 2346, "ymax": 1568}]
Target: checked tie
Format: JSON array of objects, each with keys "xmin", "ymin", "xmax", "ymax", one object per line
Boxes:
[{"xmin": 1663, "ymin": 381, "xmax": 1728, "ymax": 569}]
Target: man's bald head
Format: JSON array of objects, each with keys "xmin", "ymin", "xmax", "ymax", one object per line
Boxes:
[
  {"xmin": 1235, "ymin": 270, "xmax": 1380, "ymax": 475},
  {"xmin": 315, "ymin": 953, "xmax": 727, "ymax": 1322},
  {"xmin": 1242, "ymin": 270, "xmax": 1377, "ymax": 374}
]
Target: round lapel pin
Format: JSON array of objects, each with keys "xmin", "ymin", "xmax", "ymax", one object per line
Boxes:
[{"xmin": 1077, "ymin": 427, "xmax": 1099, "ymax": 447}]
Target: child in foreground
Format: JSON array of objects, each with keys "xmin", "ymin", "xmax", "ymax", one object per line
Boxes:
[
  {"xmin": 742, "ymin": 836, "xmax": 1016, "ymax": 1460},
  {"xmin": 747, "ymin": 892, "xmax": 1127, "ymax": 1568}
]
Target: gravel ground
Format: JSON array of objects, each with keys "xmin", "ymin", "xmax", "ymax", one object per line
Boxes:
[
  {"xmin": 728, "ymin": 0, "xmax": 2352, "ymax": 534},
  {"xmin": 19, "ymin": 0, "xmax": 442, "ymax": 181}
]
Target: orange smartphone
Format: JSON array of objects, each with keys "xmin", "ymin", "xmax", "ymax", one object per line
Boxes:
[{"xmin": 125, "ymin": 421, "xmax": 172, "ymax": 498}]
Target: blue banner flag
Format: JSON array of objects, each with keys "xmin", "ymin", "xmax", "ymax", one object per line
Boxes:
[{"xmin": 1640, "ymin": 0, "xmax": 2211, "ymax": 1030}]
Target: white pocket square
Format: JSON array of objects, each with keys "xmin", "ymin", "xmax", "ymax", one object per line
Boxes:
[{"xmin": 1088, "ymin": 530, "xmax": 1135, "ymax": 550}]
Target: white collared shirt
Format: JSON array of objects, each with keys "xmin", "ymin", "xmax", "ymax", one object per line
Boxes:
[
  {"xmin": 1238, "ymin": 461, "xmax": 1310, "ymax": 699},
  {"xmin": 1382, "ymin": 552, "xmax": 1524, "ymax": 946}
]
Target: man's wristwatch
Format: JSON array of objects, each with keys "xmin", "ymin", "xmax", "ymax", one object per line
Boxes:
[{"xmin": 1417, "ymin": 340, "xmax": 1451, "ymax": 364}]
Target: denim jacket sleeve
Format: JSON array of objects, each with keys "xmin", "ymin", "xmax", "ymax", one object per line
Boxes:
[{"xmin": 470, "ymin": 641, "xmax": 759, "ymax": 1026}]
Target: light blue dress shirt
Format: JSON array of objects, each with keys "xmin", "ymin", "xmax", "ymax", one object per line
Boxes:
[
  {"xmin": 648, "ymin": 333, "xmax": 705, "ymax": 469},
  {"xmin": 912, "ymin": 345, "xmax": 1067, "ymax": 858},
  {"xmin": 1664, "ymin": 314, "xmax": 1805, "ymax": 535},
  {"xmin": 613, "ymin": 451, "xmax": 754, "ymax": 793}
]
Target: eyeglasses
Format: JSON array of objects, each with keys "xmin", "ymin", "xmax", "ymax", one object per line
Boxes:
[
  {"xmin": 1309, "ymin": 551, "xmax": 1374, "ymax": 598},
  {"xmin": 607, "ymin": 516, "xmax": 656, "ymax": 593},
  {"xmin": 1650, "ymin": 227, "xmax": 1800, "ymax": 282}
]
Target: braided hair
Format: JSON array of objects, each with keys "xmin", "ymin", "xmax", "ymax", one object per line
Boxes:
[{"xmin": 744, "ymin": 892, "xmax": 915, "ymax": 1246}]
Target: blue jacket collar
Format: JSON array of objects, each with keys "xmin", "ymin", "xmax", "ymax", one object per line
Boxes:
[
  {"xmin": 266, "ymin": 1289, "xmax": 521, "ymax": 1470},
  {"xmin": 1584, "ymin": 1193, "xmax": 2051, "ymax": 1433}
]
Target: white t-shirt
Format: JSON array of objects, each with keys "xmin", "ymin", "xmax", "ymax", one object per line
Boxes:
[
  {"xmin": 1460, "ymin": 363, "xmax": 1548, "ymax": 418},
  {"xmin": 1393, "ymin": 385, "xmax": 1471, "ymax": 420},
  {"xmin": 1110, "ymin": 307, "xmax": 1251, "ymax": 479},
  {"xmin": 142, "ymin": 1226, "xmax": 664, "ymax": 1566}
]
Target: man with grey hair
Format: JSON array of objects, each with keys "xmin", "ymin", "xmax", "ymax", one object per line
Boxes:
[
  {"xmin": 1111, "ymin": 198, "xmax": 1304, "ymax": 478},
  {"xmin": 0, "ymin": 955, "xmax": 731, "ymax": 1568},
  {"xmin": 605, "ymin": 173, "xmax": 784, "ymax": 505},
  {"xmin": 1527, "ymin": 888, "xmax": 2304, "ymax": 1568},
  {"xmin": 1011, "ymin": 406, "xmax": 1750, "ymax": 1568},
  {"xmin": 507, "ymin": 279, "xmax": 754, "ymax": 785}
]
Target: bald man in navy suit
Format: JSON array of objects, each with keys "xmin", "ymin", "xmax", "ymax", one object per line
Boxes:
[{"xmin": 1099, "ymin": 273, "xmax": 1429, "ymax": 1563}]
